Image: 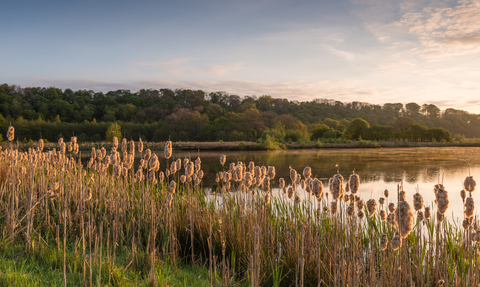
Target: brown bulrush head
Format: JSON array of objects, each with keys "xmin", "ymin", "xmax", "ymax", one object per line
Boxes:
[
  {"xmin": 464, "ymin": 197, "xmax": 475, "ymax": 218},
  {"xmin": 356, "ymin": 199, "xmax": 364, "ymax": 211},
  {"xmin": 357, "ymin": 210, "xmax": 365, "ymax": 220},
  {"xmin": 330, "ymin": 201, "xmax": 338, "ymax": 215},
  {"xmin": 267, "ymin": 166, "xmax": 275, "ymax": 179},
  {"xmin": 296, "ymin": 174, "xmax": 302, "ymax": 185},
  {"xmin": 303, "ymin": 166, "xmax": 311, "ymax": 179},
  {"xmin": 279, "ymin": 178, "xmax": 285, "ymax": 188},
  {"xmin": 399, "ymin": 190, "xmax": 406, "ymax": 202},
  {"xmin": 112, "ymin": 136, "xmax": 118, "ymax": 150},
  {"xmin": 345, "ymin": 181, "xmax": 350, "ymax": 193},
  {"xmin": 331, "ymin": 173, "xmax": 344, "ymax": 200},
  {"xmin": 463, "ymin": 218, "xmax": 472, "ymax": 230},
  {"xmin": 387, "ymin": 212, "xmax": 395, "ymax": 226},
  {"xmin": 301, "ymin": 179, "xmax": 305, "ymax": 190},
  {"xmin": 384, "ymin": 189, "xmax": 389, "ymax": 198},
  {"xmin": 180, "ymin": 175, "xmax": 186, "ymax": 184},
  {"xmin": 121, "ymin": 138, "xmax": 127, "ymax": 152},
  {"xmin": 176, "ymin": 158, "xmax": 182, "ymax": 171},
  {"xmin": 220, "ymin": 154, "xmax": 226, "ymax": 166},
  {"xmin": 262, "ymin": 176, "xmax": 270, "ymax": 192},
  {"xmin": 366, "ymin": 199, "xmax": 377, "ymax": 217},
  {"xmin": 129, "ymin": 140, "xmax": 135, "ymax": 154},
  {"xmin": 413, "ymin": 192, "xmax": 424, "ymax": 211},
  {"xmin": 344, "ymin": 194, "xmax": 350, "ymax": 203},
  {"xmin": 264, "ymin": 194, "xmax": 271, "ymax": 206},
  {"xmin": 380, "ymin": 210, "xmax": 387, "ymax": 221},
  {"xmin": 7, "ymin": 126, "xmax": 15, "ymax": 141},
  {"xmin": 164, "ymin": 141, "xmax": 172, "ymax": 159},
  {"xmin": 195, "ymin": 157, "xmax": 201, "ymax": 172},
  {"xmin": 434, "ymin": 184, "xmax": 449, "ymax": 214},
  {"xmin": 294, "ymin": 194, "xmax": 301, "ymax": 205},
  {"xmin": 395, "ymin": 200, "xmax": 414, "ymax": 238},
  {"xmin": 144, "ymin": 149, "xmax": 151, "ymax": 163},
  {"xmin": 380, "ymin": 234, "xmax": 388, "ymax": 251},
  {"xmin": 138, "ymin": 138, "xmax": 143, "ymax": 153},
  {"xmin": 379, "ymin": 197, "xmax": 385, "ymax": 205},
  {"xmin": 169, "ymin": 180, "xmax": 176, "ymax": 194},
  {"xmin": 248, "ymin": 161, "xmax": 255, "ymax": 173},
  {"xmin": 464, "ymin": 176, "xmax": 476, "ymax": 193},
  {"xmin": 323, "ymin": 206, "xmax": 329, "ymax": 213},
  {"xmin": 391, "ymin": 233, "xmax": 402, "ymax": 251},
  {"xmin": 461, "ymin": 189, "xmax": 466, "ymax": 203},
  {"xmin": 346, "ymin": 203, "xmax": 355, "ymax": 217},
  {"xmin": 475, "ymin": 231, "xmax": 480, "ymax": 243},
  {"xmin": 288, "ymin": 186, "xmax": 294, "ymax": 199},
  {"xmin": 348, "ymin": 173, "xmax": 360, "ymax": 194},
  {"xmin": 283, "ymin": 187, "xmax": 287, "ymax": 194},
  {"xmin": 436, "ymin": 211, "xmax": 445, "ymax": 223},
  {"xmin": 39, "ymin": 138, "xmax": 44, "ymax": 151},
  {"xmin": 388, "ymin": 202, "xmax": 396, "ymax": 213},
  {"xmin": 424, "ymin": 207, "xmax": 431, "ymax": 220},
  {"xmin": 290, "ymin": 168, "xmax": 297, "ymax": 184},
  {"xmin": 417, "ymin": 211, "xmax": 424, "ymax": 222}
]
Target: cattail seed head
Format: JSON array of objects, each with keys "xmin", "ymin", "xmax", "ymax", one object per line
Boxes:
[
  {"xmin": 121, "ymin": 138, "xmax": 127, "ymax": 152},
  {"xmin": 464, "ymin": 176, "xmax": 476, "ymax": 193},
  {"xmin": 264, "ymin": 194, "xmax": 271, "ymax": 206},
  {"xmin": 303, "ymin": 166, "xmax": 311, "ymax": 179},
  {"xmin": 290, "ymin": 168, "xmax": 297, "ymax": 183},
  {"xmin": 395, "ymin": 200, "xmax": 414, "ymax": 238},
  {"xmin": 331, "ymin": 173, "xmax": 344, "ymax": 200},
  {"xmin": 330, "ymin": 201, "xmax": 338, "ymax": 215},
  {"xmin": 279, "ymin": 178, "xmax": 285, "ymax": 188},
  {"xmin": 138, "ymin": 138, "xmax": 143, "ymax": 153},
  {"xmin": 366, "ymin": 199, "xmax": 377, "ymax": 217},
  {"xmin": 463, "ymin": 217, "xmax": 472, "ymax": 230},
  {"xmin": 380, "ymin": 234, "xmax": 388, "ymax": 251},
  {"xmin": 267, "ymin": 166, "xmax": 275, "ymax": 179},
  {"xmin": 387, "ymin": 212, "xmax": 395, "ymax": 225},
  {"xmin": 464, "ymin": 197, "xmax": 475, "ymax": 218},
  {"xmin": 220, "ymin": 154, "xmax": 226, "ymax": 166},
  {"xmin": 434, "ymin": 184, "xmax": 449, "ymax": 214},
  {"xmin": 357, "ymin": 210, "xmax": 365, "ymax": 220},
  {"xmin": 346, "ymin": 203, "xmax": 355, "ymax": 217},
  {"xmin": 461, "ymin": 189, "xmax": 466, "ymax": 203},
  {"xmin": 380, "ymin": 210, "xmax": 387, "ymax": 221},
  {"xmin": 287, "ymin": 187, "xmax": 294, "ymax": 199},
  {"xmin": 424, "ymin": 207, "xmax": 431, "ymax": 220},
  {"xmin": 294, "ymin": 194, "xmax": 301, "ymax": 205},
  {"xmin": 391, "ymin": 233, "xmax": 401, "ymax": 251},
  {"xmin": 384, "ymin": 189, "xmax": 389, "ymax": 198},
  {"xmin": 356, "ymin": 199, "xmax": 364, "ymax": 211},
  {"xmin": 388, "ymin": 202, "xmax": 396, "ymax": 213},
  {"xmin": 7, "ymin": 126, "xmax": 15, "ymax": 141},
  {"xmin": 379, "ymin": 197, "xmax": 385, "ymax": 205},
  {"xmin": 413, "ymin": 192, "xmax": 424, "ymax": 211},
  {"xmin": 164, "ymin": 141, "xmax": 172, "ymax": 159},
  {"xmin": 169, "ymin": 180, "xmax": 176, "ymax": 193},
  {"xmin": 348, "ymin": 173, "xmax": 360, "ymax": 194},
  {"xmin": 436, "ymin": 211, "xmax": 445, "ymax": 223},
  {"xmin": 262, "ymin": 176, "xmax": 270, "ymax": 192}
]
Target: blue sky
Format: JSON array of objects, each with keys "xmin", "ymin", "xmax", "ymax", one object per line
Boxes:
[{"xmin": 2, "ymin": 0, "xmax": 480, "ymax": 113}]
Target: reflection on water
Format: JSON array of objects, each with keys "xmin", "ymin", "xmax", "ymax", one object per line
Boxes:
[{"xmin": 85, "ymin": 147, "xmax": 480, "ymax": 220}]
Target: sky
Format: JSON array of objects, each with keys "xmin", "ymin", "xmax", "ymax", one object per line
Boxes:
[{"xmin": 1, "ymin": 0, "xmax": 480, "ymax": 113}]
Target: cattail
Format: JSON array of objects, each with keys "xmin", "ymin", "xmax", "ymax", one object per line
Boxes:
[
  {"xmin": 282, "ymin": 187, "xmax": 287, "ymax": 194},
  {"xmin": 195, "ymin": 157, "xmax": 201, "ymax": 172},
  {"xmin": 38, "ymin": 138, "xmax": 44, "ymax": 151},
  {"xmin": 290, "ymin": 168, "xmax": 297, "ymax": 183},
  {"xmin": 391, "ymin": 233, "xmax": 401, "ymax": 251},
  {"xmin": 395, "ymin": 200, "xmax": 414, "ymax": 238},
  {"xmin": 331, "ymin": 173, "xmax": 344, "ymax": 200},
  {"xmin": 413, "ymin": 192, "xmax": 424, "ymax": 211},
  {"xmin": 164, "ymin": 141, "xmax": 172, "ymax": 159},
  {"xmin": 264, "ymin": 194, "xmax": 271, "ymax": 206},
  {"xmin": 436, "ymin": 211, "xmax": 445, "ymax": 223},
  {"xmin": 345, "ymin": 181, "xmax": 350, "ymax": 193},
  {"xmin": 356, "ymin": 199, "xmax": 364, "ymax": 211},
  {"xmin": 464, "ymin": 176, "xmax": 476, "ymax": 193},
  {"xmin": 330, "ymin": 201, "xmax": 338, "ymax": 215},
  {"xmin": 112, "ymin": 137, "xmax": 118, "ymax": 150},
  {"xmin": 248, "ymin": 161, "xmax": 255, "ymax": 173},
  {"xmin": 379, "ymin": 197, "xmax": 385, "ymax": 205},
  {"xmin": 267, "ymin": 166, "xmax": 275, "ymax": 179},
  {"xmin": 322, "ymin": 206, "xmax": 329, "ymax": 213},
  {"xmin": 144, "ymin": 149, "xmax": 151, "ymax": 163},
  {"xmin": 167, "ymin": 194, "xmax": 173, "ymax": 207},
  {"xmin": 7, "ymin": 126, "xmax": 14, "ymax": 141},
  {"xmin": 475, "ymin": 231, "xmax": 480, "ymax": 242},
  {"xmin": 380, "ymin": 234, "xmax": 388, "ymax": 251},
  {"xmin": 399, "ymin": 190, "xmax": 406, "ymax": 202},
  {"xmin": 303, "ymin": 166, "xmax": 311, "ymax": 179},
  {"xmin": 198, "ymin": 170, "xmax": 204, "ymax": 179},
  {"xmin": 58, "ymin": 137, "xmax": 63, "ymax": 147},
  {"xmin": 348, "ymin": 173, "xmax": 360, "ymax": 194},
  {"xmin": 464, "ymin": 197, "xmax": 475, "ymax": 218},
  {"xmin": 220, "ymin": 154, "xmax": 226, "ymax": 166},
  {"xmin": 170, "ymin": 161, "xmax": 177, "ymax": 174},
  {"xmin": 301, "ymin": 179, "xmax": 305, "ymax": 190},
  {"xmin": 357, "ymin": 210, "xmax": 365, "ymax": 220},
  {"xmin": 288, "ymin": 186, "xmax": 294, "ymax": 199},
  {"xmin": 366, "ymin": 199, "xmax": 377, "ymax": 217},
  {"xmin": 159, "ymin": 171, "xmax": 165, "ymax": 182},
  {"xmin": 424, "ymin": 207, "xmax": 431, "ymax": 220},
  {"xmin": 388, "ymin": 202, "xmax": 396, "ymax": 213},
  {"xmin": 262, "ymin": 176, "xmax": 270, "ymax": 192},
  {"xmin": 384, "ymin": 189, "xmax": 389, "ymax": 198},
  {"xmin": 461, "ymin": 189, "xmax": 466, "ymax": 203},
  {"xmin": 434, "ymin": 184, "xmax": 449, "ymax": 214},
  {"xmin": 387, "ymin": 212, "xmax": 395, "ymax": 225},
  {"xmin": 346, "ymin": 203, "xmax": 355, "ymax": 217},
  {"xmin": 279, "ymin": 178, "xmax": 285, "ymax": 188},
  {"xmin": 148, "ymin": 171, "xmax": 156, "ymax": 182},
  {"xmin": 294, "ymin": 194, "xmax": 301, "ymax": 205},
  {"xmin": 138, "ymin": 138, "xmax": 143, "ymax": 153},
  {"xmin": 463, "ymin": 217, "xmax": 472, "ymax": 230},
  {"xmin": 380, "ymin": 210, "xmax": 387, "ymax": 221},
  {"xmin": 169, "ymin": 180, "xmax": 176, "ymax": 193},
  {"xmin": 296, "ymin": 174, "xmax": 301, "ymax": 185},
  {"xmin": 121, "ymin": 138, "xmax": 127, "ymax": 152}
]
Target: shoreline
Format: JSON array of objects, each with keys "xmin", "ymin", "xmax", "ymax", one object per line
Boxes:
[{"xmin": 6, "ymin": 140, "xmax": 480, "ymax": 151}]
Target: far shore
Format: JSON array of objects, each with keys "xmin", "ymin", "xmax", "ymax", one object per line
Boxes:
[{"xmin": 5, "ymin": 139, "xmax": 480, "ymax": 151}]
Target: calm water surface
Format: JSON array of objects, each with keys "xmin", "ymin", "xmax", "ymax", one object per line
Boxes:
[{"xmin": 167, "ymin": 147, "xmax": 480, "ymax": 221}]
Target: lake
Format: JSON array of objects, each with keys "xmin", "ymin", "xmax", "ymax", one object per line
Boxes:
[{"xmin": 166, "ymin": 147, "xmax": 479, "ymax": 221}]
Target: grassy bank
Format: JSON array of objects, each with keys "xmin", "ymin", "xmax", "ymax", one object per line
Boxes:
[{"xmin": 1, "ymin": 135, "xmax": 480, "ymax": 286}]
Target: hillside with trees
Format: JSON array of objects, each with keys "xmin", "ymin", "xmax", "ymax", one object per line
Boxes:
[{"xmin": 1, "ymin": 83, "xmax": 479, "ymax": 143}]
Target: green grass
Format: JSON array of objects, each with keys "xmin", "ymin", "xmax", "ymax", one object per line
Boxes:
[{"xmin": 0, "ymin": 242, "xmax": 218, "ymax": 287}]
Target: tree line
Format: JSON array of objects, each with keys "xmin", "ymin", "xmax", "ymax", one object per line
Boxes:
[{"xmin": 1, "ymin": 83, "xmax": 478, "ymax": 143}]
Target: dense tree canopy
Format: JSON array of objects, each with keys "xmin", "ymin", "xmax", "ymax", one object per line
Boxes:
[{"xmin": 0, "ymin": 83, "xmax": 477, "ymax": 143}]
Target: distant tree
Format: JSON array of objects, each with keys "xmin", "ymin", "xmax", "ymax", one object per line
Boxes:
[
  {"xmin": 310, "ymin": 124, "xmax": 331, "ymax": 140},
  {"xmin": 344, "ymin": 118, "xmax": 370, "ymax": 140},
  {"xmin": 405, "ymin": 103, "xmax": 421, "ymax": 115},
  {"xmin": 392, "ymin": 116, "xmax": 415, "ymax": 140},
  {"xmin": 105, "ymin": 122, "xmax": 121, "ymax": 142}
]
